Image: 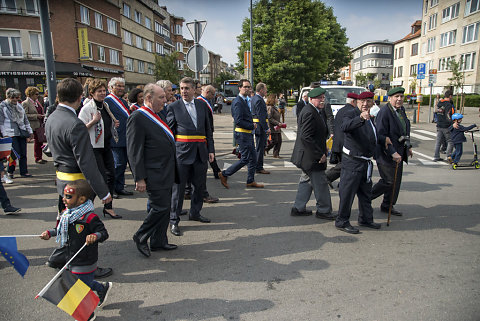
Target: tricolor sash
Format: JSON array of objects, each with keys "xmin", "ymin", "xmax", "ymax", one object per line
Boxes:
[
  {"xmin": 197, "ymin": 96, "xmax": 213, "ymax": 115},
  {"xmin": 138, "ymin": 107, "xmax": 175, "ymax": 143},
  {"xmin": 106, "ymin": 94, "xmax": 130, "ymax": 118}
]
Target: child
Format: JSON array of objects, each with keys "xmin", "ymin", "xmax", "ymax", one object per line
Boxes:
[
  {"xmin": 448, "ymin": 113, "xmax": 477, "ymax": 165},
  {"xmin": 40, "ymin": 180, "xmax": 112, "ymax": 317}
]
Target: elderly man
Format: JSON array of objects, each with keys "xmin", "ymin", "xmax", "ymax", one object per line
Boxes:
[
  {"xmin": 156, "ymin": 79, "xmax": 174, "ymax": 119},
  {"xmin": 371, "ymin": 87, "xmax": 412, "ymax": 216},
  {"xmin": 167, "ymin": 77, "xmax": 215, "ymax": 236},
  {"xmin": 127, "ymin": 83, "xmax": 178, "ymax": 257},
  {"xmin": 295, "ymin": 91, "xmax": 309, "ymax": 118},
  {"xmin": 335, "ymin": 91, "xmax": 380, "ymax": 234},
  {"xmin": 251, "ymin": 82, "xmax": 270, "ymax": 174},
  {"xmin": 104, "ymin": 77, "xmax": 132, "ymax": 197},
  {"xmin": 290, "ymin": 87, "xmax": 334, "ymax": 219}
]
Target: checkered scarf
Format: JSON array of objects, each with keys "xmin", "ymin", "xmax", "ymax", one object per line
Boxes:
[{"xmin": 56, "ymin": 200, "xmax": 94, "ymax": 246}]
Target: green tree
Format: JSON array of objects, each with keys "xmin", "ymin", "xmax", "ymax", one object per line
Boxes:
[
  {"xmin": 448, "ymin": 57, "xmax": 465, "ymax": 111},
  {"xmin": 154, "ymin": 52, "xmax": 181, "ymax": 84},
  {"xmin": 236, "ymin": 0, "xmax": 350, "ymax": 93},
  {"xmin": 214, "ymin": 71, "xmax": 236, "ymax": 89},
  {"xmin": 355, "ymin": 72, "xmax": 368, "ymax": 87}
]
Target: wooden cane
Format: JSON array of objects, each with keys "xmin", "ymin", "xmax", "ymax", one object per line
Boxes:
[{"xmin": 387, "ymin": 161, "xmax": 400, "ymax": 227}]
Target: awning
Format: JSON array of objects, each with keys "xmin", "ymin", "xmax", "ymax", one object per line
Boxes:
[
  {"xmin": 0, "ymin": 60, "xmax": 93, "ymax": 77},
  {"xmin": 81, "ymin": 64, "xmax": 123, "ymax": 75}
]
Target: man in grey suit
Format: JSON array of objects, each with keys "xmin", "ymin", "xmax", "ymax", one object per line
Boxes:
[
  {"xmin": 127, "ymin": 83, "xmax": 178, "ymax": 258},
  {"xmin": 167, "ymin": 77, "xmax": 215, "ymax": 236},
  {"xmin": 251, "ymin": 82, "xmax": 270, "ymax": 174}
]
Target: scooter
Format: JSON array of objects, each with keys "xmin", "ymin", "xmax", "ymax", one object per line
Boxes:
[{"xmin": 452, "ymin": 129, "xmax": 479, "ymax": 170}]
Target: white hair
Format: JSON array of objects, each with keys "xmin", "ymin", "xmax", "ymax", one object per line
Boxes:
[
  {"xmin": 156, "ymin": 80, "xmax": 172, "ymax": 89},
  {"xmin": 346, "ymin": 97, "xmax": 355, "ymax": 104},
  {"xmin": 108, "ymin": 77, "xmax": 125, "ymax": 89}
]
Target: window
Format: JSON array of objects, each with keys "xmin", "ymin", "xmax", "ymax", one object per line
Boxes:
[
  {"xmin": 427, "ymin": 36, "xmax": 436, "ymax": 52},
  {"xmin": 147, "ymin": 63, "xmax": 154, "ymax": 75},
  {"xmin": 109, "ymin": 49, "xmax": 119, "ymax": 65},
  {"xmin": 394, "ymin": 48, "xmax": 397, "ymax": 60},
  {"xmin": 363, "ymin": 47, "xmax": 368, "ymax": 55},
  {"xmin": 88, "ymin": 43, "xmax": 93, "ymax": 59},
  {"xmin": 80, "ymin": 5, "xmax": 89, "ymax": 25},
  {"xmin": 0, "ymin": 0, "xmax": 16, "ymax": 12},
  {"xmin": 135, "ymin": 35, "xmax": 142, "ymax": 49},
  {"xmin": 442, "ymin": 2, "xmax": 460, "ymax": 23},
  {"xmin": 465, "ymin": 0, "xmax": 479, "ymax": 16},
  {"xmin": 125, "ymin": 57, "xmax": 134, "ymax": 71},
  {"xmin": 134, "ymin": 10, "xmax": 141, "ymax": 24},
  {"xmin": 428, "ymin": 13, "xmax": 437, "ymax": 30},
  {"xmin": 424, "ymin": 0, "xmax": 428, "ymax": 14},
  {"xmin": 107, "ymin": 18, "xmax": 117, "ymax": 35},
  {"xmin": 353, "ymin": 51, "xmax": 360, "ymax": 59},
  {"xmin": 411, "ymin": 43, "xmax": 418, "ymax": 56},
  {"xmin": 25, "ymin": 0, "xmax": 38, "ymax": 15},
  {"xmin": 26, "ymin": 78, "xmax": 34, "ymax": 86},
  {"xmin": 98, "ymin": 46, "xmax": 105, "ymax": 62},
  {"xmin": 164, "ymin": 47, "xmax": 170, "ymax": 55},
  {"xmin": 124, "ymin": 30, "xmax": 132, "ymax": 45},
  {"xmin": 162, "ymin": 26, "xmax": 170, "ymax": 37},
  {"xmin": 398, "ymin": 66, "xmax": 403, "ymax": 77},
  {"xmin": 380, "ymin": 59, "xmax": 391, "ymax": 67},
  {"xmin": 177, "ymin": 60, "xmax": 184, "ymax": 70},
  {"xmin": 462, "ymin": 22, "xmax": 479, "ymax": 43},
  {"xmin": 138, "ymin": 60, "xmax": 145, "ymax": 73},
  {"xmin": 426, "ymin": 60, "xmax": 434, "ymax": 72},
  {"xmin": 0, "ymin": 31, "xmax": 22, "ymax": 57},
  {"xmin": 440, "ymin": 30, "xmax": 457, "ymax": 47},
  {"xmin": 410, "ymin": 64, "xmax": 417, "ymax": 75},
  {"xmin": 175, "ymin": 24, "xmax": 182, "ymax": 35},
  {"xmin": 394, "ymin": 67, "xmax": 396, "ymax": 78},
  {"xmin": 430, "ymin": 0, "xmax": 438, "ymax": 7},
  {"xmin": 382, "ymin": 46, "xmax": 391, "ymax": 54},
  {"xmin": 353, "ymin": 62, "xmax": 360, "ymax": 71},
  {"xmin": 438, "ymin": 56, "xmax": 455, "ymax": 71},
  {"xmin": 460, "ymin": 52, "xmax": 476, "ymax": 70},
  {"xmin": 156, "ymin": 42, "xmax": 164, "ymax": 55},
  {"xmin": 398, "ymin": 46, "xmax": 404, "ymax": 59},
  {"xmin": 155, "ymin": 21, "xmax": 162, "ymax": 34},
  {"xmin": 145, "ymin": 40, "xmax": 152, "ymax": 52},
  {"xmin": 29, "ymin": 32, "xmax": 42, "ymax": 57},
  {"xmin": 175, "ymin": 41, "xmax": 183, "ymax": 52},
  {"xmin": 123, "ymin": 3, "xmax": 130, "ymax": 18},
  {"xmin": 145, "ymin": 17, "xmax": 152, "ymax": 30},
  {"xmin": 95, "ymin": 12, "xmax": 103, "ymax": 30}
]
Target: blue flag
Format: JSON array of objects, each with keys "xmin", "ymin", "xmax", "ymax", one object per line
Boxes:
[{"xmin": 0, "ymin": 237, "xmax": 29, "ymax": 277}]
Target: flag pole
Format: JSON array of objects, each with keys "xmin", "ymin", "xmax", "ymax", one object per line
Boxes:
[
  {"xmin": 35, "ymin": 243, "xmax": 87, "ymax": 299},
  {"xmin": 0, "ymin": 235, "xmax": 42, "ymax": 238}
]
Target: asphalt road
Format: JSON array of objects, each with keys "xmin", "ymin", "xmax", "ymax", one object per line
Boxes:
[{"xmin": 1, "ymin": 105, "xmax": 479, "ymax": 321}]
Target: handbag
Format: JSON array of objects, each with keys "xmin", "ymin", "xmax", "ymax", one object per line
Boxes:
[
  {"xmin": 47, "ymin": 245, "xmax": 67, "ymax": 269},
  {"xmin": 35, "ymin": 124, "xmax": 47, "ymax": 143}
]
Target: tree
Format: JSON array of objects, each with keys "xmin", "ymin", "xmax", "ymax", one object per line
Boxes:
[
  {"xmin": 154, "ymin": 51, "xmax": 181, "ymax": 84},
  {"xmin": 236, "ymin": 0, "xmax": 350, "ymax": 93},
  {"xmin": 355, "ymin": 72, "xmax": 368, "ymax": 87},
  {"xmin": 214, "ymin": 71, "xmax": 236, "ymax": 89},
  {"xmin": 448, "ymin": 57, "xmax": 465, "ymax": 112}
]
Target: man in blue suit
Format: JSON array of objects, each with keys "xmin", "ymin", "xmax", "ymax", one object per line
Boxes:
[
  {"xmin": 251, "ymin": 82, "xmax": 270, "ymax": 174},
  {"xmin": 219, "ymin": 79, "xmax": 264, "ymax": 189}
]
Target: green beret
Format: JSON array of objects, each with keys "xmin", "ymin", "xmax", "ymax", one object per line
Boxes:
[
  {"xmin": 387, "ymin": 87, "xmax": 405, "ymax": 96},
  {"xmin": 308, "ymin": 87, "xmax": 326, "ymax": 98}
]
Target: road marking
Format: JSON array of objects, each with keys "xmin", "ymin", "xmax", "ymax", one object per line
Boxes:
[
  {"xmin": 283, "ymin": 130, "xmax": 297, "ymax": 141},
  {"xmin": 414, "ymin": 129, "xmax": 437, "ymax": 137},
  {"xmin": 410, "ymin": 132, "xmax": 434, "ymax": 141},
  {"xmin": 417, "ymin": 158, "xmax": 449, "ymax": 166},
  {"xmin": 284, "ymin": 161, "xmax": 297, "ymax": 168}
]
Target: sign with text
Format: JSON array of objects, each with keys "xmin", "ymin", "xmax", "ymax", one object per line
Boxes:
[
  {"xmin": 77, "ymin": 28, "xmax": 89, "ymax": 61},
  {"xmin": 417, "ymin": 63, "xmax": 426, "ymax": 75}
]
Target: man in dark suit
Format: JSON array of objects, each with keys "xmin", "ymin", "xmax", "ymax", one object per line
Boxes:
[
  {"xmin": 335, "ymin": 91, "xmax": 381, "ymax": 234},
  {"xmin": 295, "ymin": 91, "xmax": 308, "ymax": 118},
  {"xmin": 127, "ymin": 83, "xmax": 178, "ymax": 257},
  {"xmin": 290, "ymin": 87, "xmax": 334, "ymax": 219},
  {"xmin": 326, "ymin": 93, "xmax": 358, "ymax": 188},
  {"xmin": 371, "ymin": 87, "xmax": 412, "ymax": 216},
  {"xmin": 219, "ymin": 79, "xmax": 264, "ymax": 189},
  {"xmin": 167, "ymin": 77, "xmax": 214, "ymax": 236},
  {"xmin": 251, "ymin": 82, "xmax": 270, "ymax": 174}
]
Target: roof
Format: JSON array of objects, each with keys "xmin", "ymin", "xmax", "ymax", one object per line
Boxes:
[
  {"xmin": 350, "ymin": 40, "xmax": 393, "ymax": 52},
  {"xmin": 394, "ymin": 20, "xmax": 422, "ymax": 44}
]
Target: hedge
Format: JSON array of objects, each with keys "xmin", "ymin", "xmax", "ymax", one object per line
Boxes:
[{"xmin": 402, "ymin": 94, "xmax": 480, "ymax": 108}]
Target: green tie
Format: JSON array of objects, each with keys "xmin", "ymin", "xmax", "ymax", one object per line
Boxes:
[{"xmin": 396, "ymin": 109, "xmax": 407, "ymax": 135}]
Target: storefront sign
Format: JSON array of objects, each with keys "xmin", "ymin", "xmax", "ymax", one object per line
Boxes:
[
  {"xmin": 78, "ymin": 28, "xmax": 89, "ymax": 61},
  {"xmin": 0, "ymin": 71, "xmax": 45, "ymax": 76}
]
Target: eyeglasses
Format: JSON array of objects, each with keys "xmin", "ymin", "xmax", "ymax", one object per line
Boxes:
[{"xmin": 242, "ymin": 86, "xmax": 252, "ymax": 88}]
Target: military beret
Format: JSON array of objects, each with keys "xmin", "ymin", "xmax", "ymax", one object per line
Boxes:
[
  {"xmin": 308, "ymin": 87, "xmax": 326, "ymax": 98},
  {"xmin": 347, "ymin": 92, "xmax": 358, "ymax": 99},
  {"xmin": 358, "ymin": 91, "xmax": 374, "ymax": 99},
  {"xmin": 387, "ymin": 87, "xmax": 405, "ymax": 96}
]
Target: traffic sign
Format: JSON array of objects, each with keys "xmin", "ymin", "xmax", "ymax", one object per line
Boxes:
[
  {"xmin": 417, "ymin": 74, "xmax": 425, "ymax": 79},
  {"xmin": 186, "ymin": 20, "xmax": 207, "ymax": 43},
  {"xmin": 418, "ymin": 63, "xmax": 426, "ymax": 74},
  {"xmin": 429, "ymin": 69, "xmax": 437, "ymax": 74},
  {"xmin": 429, "ymin": 73, "xmax": 437, "ymax": 84},
  {"xmin": 186, "ymin": 44, "xmax": 209, "ymax": 72}
]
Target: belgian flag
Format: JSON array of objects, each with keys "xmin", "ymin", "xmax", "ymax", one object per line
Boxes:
[{"xmin": 38, "ymin": 270, "xmax": 99, "ymax": 321}]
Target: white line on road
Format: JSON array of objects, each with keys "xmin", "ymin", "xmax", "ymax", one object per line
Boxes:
[
  {"xmin": 417, "ymin": 158, "xmax": 449, "ymax": 166},
  {"xmin": 284, "ymin": 161, "xmax": 297, "ymax": 168},
  {"xmin": 283, "ymin": 130, "xmax": 297, "ymax": 141},
  {"xmin": 410, "ymin": 132, "xmax": 434, "ymax": 141},
  {"xmin": 414, "ymin": 129, "xmax": 437, "ymax": 137}
]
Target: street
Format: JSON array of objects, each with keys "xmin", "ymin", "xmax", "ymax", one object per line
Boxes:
[{"xmin": 1, "ymin": 105, "xmax": 479, "ymax": 321}]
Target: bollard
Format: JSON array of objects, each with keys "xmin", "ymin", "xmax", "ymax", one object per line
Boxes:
[{"xmin": 413, "ymin": 109, "xmax": 417, "ymax": 124}]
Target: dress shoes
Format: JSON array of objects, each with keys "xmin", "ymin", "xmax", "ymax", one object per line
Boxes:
[
  {"xmin": 112, "ymin": 193, "xmax": 120, "ymax": 199},
  {"xmin": 170, "ymin": 224, "xmax": 182, "ymax": 236},
  {"xmin": 315, "ymin": 211, "xmax": 337, "ymax": 220},
  {"xmin": 204, "ymin": 195, "xmax": 219, "ymax": 203},
  {"xmin": 132, "ymin": 235, "xmax": 150, "ymax": 257},
  {"xmin": 94, "ymin": 267, "xmax": 113, "ymax": 279},
  {"xmin": 380, "ymin": 206, "xmax": 403, "ymax": 216},
  {"xmin": 151, "ymin": 244, "xmax": 177, "ymax": 251},
  {"xmin": 290, "ymin": 207, "xmax": 313, "ymax": 216},
  {"xmin": 359, "ymin": 222, "xmax": 381, "ymax": 229},
  {"xmin": 117, "ymin": 189, "xmax": 133, "ymax": 196},
  {"xmin": 256, "ymin": 169, "xmax": 270, "ymax": 174},
  {"xmin": 179, "ymin": 209, "xmax": 188, "ymax": 216},
  {"xmin": 246, "ymin": 182, "xmax": 264, "ymax": 188},
  {"xmin": 189, "ymin": 215, "xmax": 211, "ymax": 223},
  {"xmin": 336, "ymin": 224, "xmax": 360, "ymax": 234},
  {"xmin": 219, "ymin": 172, "xmax": 229, "ymax": 189}
]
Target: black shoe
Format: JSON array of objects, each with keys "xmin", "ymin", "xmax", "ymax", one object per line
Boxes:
[
  {"xmin": 380, "ymin": 206, "xmax": 402, "ymax": 216},
  {"xmin": 94, "ymin": 267, "xmax": 113, "ymax": 279},
  {"xmin": 214, "ymin": 172, "xmax": 220, "ymax": 179},
  {"xmin": 103, "ymin": 208, "xmax": 122, "ymax": 219},
  {"xmin": 112, "ymin": 193, "xmax": 120, "ymax": 199},
  {"xmin": 315, "ymin": 211, "xmax": 337, "ymax": 220},
  {"xmin": 336, "ymin": 224, "xmax": 360, "ymax": 234},
  {"xmin": 151, "ymin": 244, "xmax": 178, "ymax": 251},
  {"xmin": 189, "ymin": 215, "xmax": 211, "ymax": 223},
  {"xmin": 358, "ymin": 222, "xmax": 381, "ymax": 229},
  {"xmin": 133, "ymin": 234, "xmax": 150, "ymax": 257},
  {"xmin": 184, "ymin": 193, "xmax": 191, "ymax": 200},
  {"xmin": 97, "ymin": 281, "xmax": 113, "ymax": 308},
  {"xmin": 432, "ymin": 158, "xmax": 443, "ymax": 162},
  {"xmin": 290, "ymin": 207, "xmax": 313, "ymax": 216},
  {"xmin": 170, "ymin": 224, "xmax": 182, "ymax": 236},
  {"xmin": 4, "ymin": 205, "xmax": 21, "ymax": 215},
  {"xmin": 116, "ymin": 189, "xmax": 133, "ymax": 196},
  {"xmin": 179, "ymin": 210, "xmax": 188, "ymax": 216},
  {"xmin": 20, "ymin": 173, "xmax": 32, "ymax": 178},
  {"xmin": 203, "ymin": 195, "xmax": 219, "ymax": 203}
]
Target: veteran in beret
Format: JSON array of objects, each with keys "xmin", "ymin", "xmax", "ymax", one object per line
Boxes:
[
  {"xmin": 290, "ymin": 87, "xmax": 335, "ymax": 219},
  {"xmin": 371, "ymin": 87, "xmax": 412, "ymax": 217}
]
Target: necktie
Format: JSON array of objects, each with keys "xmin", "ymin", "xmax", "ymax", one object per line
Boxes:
[
  {"xmin": 186, "ymin": 101, "xmax": 197, "ymax": 128},
  {"xmin": 396, "ymin": 109, "xmax": 406, "ymax": 135}
]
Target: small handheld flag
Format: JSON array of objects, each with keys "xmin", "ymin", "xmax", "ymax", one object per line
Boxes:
[{"xmin": 0, "ymin": 237, "xmax": 29, "ymax": 277}]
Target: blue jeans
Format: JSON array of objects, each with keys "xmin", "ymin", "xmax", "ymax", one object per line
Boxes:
[
  {"xmin": 451, "ymin": 143, "xmax": 463, "ymax": 164},
  {"xmin": 222, "ymin": 132, "xmax": 256, "ymax": 184},
  {"xmin": 111, "ymin": 147, "xmax": 128, "ymax": 192},
  {"xmin": 8, "ymin": 136, "xmax": 28, "ymax": 175},
  {"xmin": 75, "ymin": 270, "xmax": 104, "ymax": 293}
]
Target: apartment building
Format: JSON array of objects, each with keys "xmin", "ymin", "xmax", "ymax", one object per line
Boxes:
[{"xmin": 419, "ymin": 0, "xmax": 480, "ymax": 94}]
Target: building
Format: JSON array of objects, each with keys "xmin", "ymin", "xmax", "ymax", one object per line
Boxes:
[
  {"xmin": 419, "ymin": 0, "xmax": 480, "ymax": 94},
  {"xmin": 350, "ymin": 40, "xmax": 394, "ymax": 89},
  {"xmin": 392, "ymin": 21, "xmax": 422, "ymax": 93}
]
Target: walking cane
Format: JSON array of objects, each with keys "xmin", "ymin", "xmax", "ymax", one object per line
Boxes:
[{"xmin": 387, "ymin": 161, "xmax": 400, "ymax": 227}]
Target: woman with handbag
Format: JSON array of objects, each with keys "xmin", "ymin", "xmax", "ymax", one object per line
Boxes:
[
  {"xmin": 265, "ymin": 94, "xmax": 286, "ymax": 158},
  {"xmin": 0, "ymin": 88, "xmax": 34, "ymax": 179},
  {"xmin": 22, "ymin": 86, "xmax": 47, "ymax": 164},
  {"xmin": 78, "ymin": 79, "xmax": 122, "ymax": 219}
]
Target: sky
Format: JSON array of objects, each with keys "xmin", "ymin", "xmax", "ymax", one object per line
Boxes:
[{"xmin": 162, "ymin": 0, "xmax": 423, "ymax": 66}]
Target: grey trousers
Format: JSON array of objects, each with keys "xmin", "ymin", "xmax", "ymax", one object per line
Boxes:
[
  {"xmin": 293, "ymin": 170, "xmax": 332, "ymax": 214},
  {"xmin": 434, "ymin": 127, "xmax": 453, "ymax": 158}
]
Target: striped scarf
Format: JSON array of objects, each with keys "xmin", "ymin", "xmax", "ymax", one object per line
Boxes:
[{"xmin": 56, "ymin": 200, "xmax": 94, "ymax": 246}]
